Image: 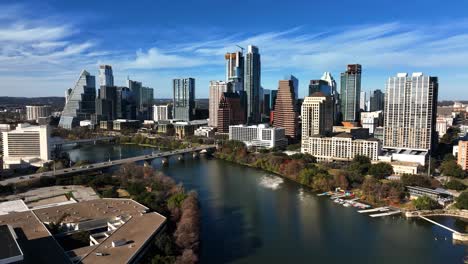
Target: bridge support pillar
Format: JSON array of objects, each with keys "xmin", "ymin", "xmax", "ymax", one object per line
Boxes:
[
  {"xmin": 162, "ymin": 157, "xmax": 169, "ymax": 166},
  {"xmin": 192, "ymin": 151, "xmax": 200, "ymax": 159},
  {"xmin": 178, "ymin": 155, "xmax": 184, "ymax": 161}
]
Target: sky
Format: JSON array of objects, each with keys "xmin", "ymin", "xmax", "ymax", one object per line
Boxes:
[{"xmin": 0, "ymin": 0, "xmax": 468, "ymax": 100}]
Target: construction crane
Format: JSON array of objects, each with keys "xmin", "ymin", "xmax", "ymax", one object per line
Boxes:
[{"xmin": 236, "ymin": 45, "xmax": 244, "ymax": 53}]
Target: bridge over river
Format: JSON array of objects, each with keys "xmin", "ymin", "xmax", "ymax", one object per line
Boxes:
[{"xmin": 0, "ymin": 145, "xmax": 216, "ymax": 186}]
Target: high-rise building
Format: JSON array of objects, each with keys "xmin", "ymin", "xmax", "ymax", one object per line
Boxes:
[
  {"xmin": 2, "ymin": 124, "xmax": 50, "ymax": 169},
  {"xmin": 309, "ymin": 80, "xmax": 332, "ymax": 96},
  {"xmin": 361, "ymin": 111, "xmax": 383, "ymax": 134},
  {"xmin": 209, "ymin": 81, "xmax": 231, "ymax": 127},
  {"xmin": 301, "ymin": 93, "xmax": 334, "ymax": 139},
  {"xmin": 153, "ymin": 104, "xmax": 173, "ymax": 122},
  {"xmin": 458, "ymin": 141, "xmax": 468, "ymax": 171},
  {"xmin": 59, "ymin": 70, "xmax": 96, "ymax": 129},
  {"xmin": 321, "ymin": 72, "xmax": 340, "ymax": 124},
  {"xmin": 369, "ymin": 89, "xmax": 385, "ymax": 112},
  {"xmin": 284, "ymin": 75, "xmax": 299, "ymax": 101},
  {"xmin": 360, "ymin": 91, "xmax": 367, "ymax": 111},
  {"xmin": 270, "ymin": 90, "xmax": 278, "ymax": 111},
  {"xmin": 99, "ymin": 65, "xmax": 114, "ymax": 86},
  {"xmin": 244, "ymin": 45, "xmax": 261, "ymax": 123},
  {"xmin": 273, "ymin": 80, "xmax": 298, "ymax": 139},
  {"xmin": 95, "ymin": 85, "xmax": 118, "ymax": 121},
  {"xmin": 262, "ymin": 89, "xmax": 271, "ymax": 116},
  {"xmin": 116, "ymin": 86, "xmax": 135, "ymax": 119},
  {"xmin": 225, "ymin": 51, "xmax": 244, "ymax": 92},
  {"xmin": 383, "ymin": 73, "xmax": 438, "ymax": 151},
  {"xmin": 128, "ymin": 79, "xmax": 154, "ymax": 120},
  {"xmin": 26, "ymin": 105, "xmax": 51, "ymax": 122},
  {"xmin": 217, "ymin": 92, "xmax": 245, "ymax": 133},
  {"xmin": 340, "ymin": 64, "xmax": 362, "ymax": 122},
  {"xmin": 173, "ymin": 78, "xmax": 195, "ymax": 121}
]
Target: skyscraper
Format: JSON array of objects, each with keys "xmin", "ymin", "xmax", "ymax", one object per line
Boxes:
[
  {"xmin": 301, "ymin": 93, "xmax": 334, "ymax": 140},
  {"xmin": 99, "ymin": 65, "xmax": 114, "ymax": 86},
  {"xmin": 244, "ymin": 45, "xmax": 261, "ymax": 123},
  {"xmin": 321, "ymin": 72, "xmax": 340, "ymax": 124},
  {"xmin": 59, "ymin": 70, "xmax": 96, "ymax": 129},
  {"xmin": 209, "ymin": 81, "xmax": 231, "ymax": 127},
  {"xmin": 173, "ymin": 78, "xmax": 195, "ymax": 121},
  {"xmin": 340, "ymin": 64, "xmax": 362, "ymax": 122},
  {"xmin": 225, "ymin": 51, "xmax": 244, "ymax": 92},
  {"xmin": 96, "ymin": 85, "xmax": 118, "ymax": 121},
  {"xmin": 309, "ymin": 80, "xmax": 332, "ymax": 96},
  {"xmin": 273, "ymin": 80, "xmax": 298, "ymax": 139},
  {"xmin": 217, "ymin": 92, "xmax": 245, "ymax": 133},
  {"xmin": 360, "ymin": 91, "xmax": 367, "ymax": 111},
  {"xmin": 284, "ymin": 75, "xmax": 299, "ymax": 101},
  {"xmin": 128, "ymin": 79, "xmax": 154, "ymax": 120},
  {"xmin": 383, "ymin": 73, "xmax": 438, "ymax": 151},
  {"xmin": 370, "ymin": 89, "xmax": 385, "ymax": 112}
]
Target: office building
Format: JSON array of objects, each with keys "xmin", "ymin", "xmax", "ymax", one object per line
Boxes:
[
  {"xmin": 284, "ymin": 75, "xmax": 299, "ymax": 101},
  {"xmin": 225, "ymin": 51, "xmax": 244, "ymax": 92},
  {"xmin": 383, "ymin": 73, "xmax": 438, "ymax": 151},
  {"xmin": 361, "ymin": 111, "xmax": 383, "ymax": 134},
  {"xmin": 116, "ymin": 86, "xmax": 136, "ymax": 119},
  {"xmin": 153, "ymin": 104, "xmax": 172, "ymax": 122},
  {"xmin": 95, "ymin": 85, "xmax": 118, "ymax": 121},
  {"xmin": 340, "ymin": 64, "xmax": 362, "ymax": 122},
  {"xmin": 301, "ymin": 93, "xmax": 334, "ymax": 143},
  {"xmin": 302, "ymin": 133, "xmax": 381, "ymax": 161},
  {"xmin": 173, "ymin": 78, "xmax": 195, "ymax": 121},
  {"xmin": 217, "ymin": 92, "xmax": 245, "ymax": 134},
  {"xmin": 436, "ymin": 117, "xmax": 453, "ymax": 138},
  {"xmin": 194, "ymin": 126, "xmax": 215, "ymax": 138},
  {"xmin": 273, "ymin": 80, "xmax": 298, "ymax": 139},
  {"xmin": 262, "ymin": 89, "xmax": 271, "ymax": 116},
  {"xmin": 321, "ymin": 72, "xmax": 340, "ymax": 124},
  {"xmin": 244, "ymin": 45, "xmax": 261, "ymax": 123},
  {"xmin": 270, "ymin": 90, "xmax": 278, "ymax": 110},
  {"xmin": 112, "ymin": 119, "xmax": 141, "ymax": 132},
  {"xmin": 26, "ymin": 105, "xmax": 51, "ymax": 122},
  {"xmin": 128, "ymin": 79, "xmax": 154, "ymax": 121},
  {"xmin": 370, "ymin": 89, "xmax": 385, "ymax": 112},
  {"xmin": 229, "ymin": 124, "xmax": 287, "ymax": 149},
  {"xmin": 458, "ymin": 141, "xmax": 468, "ymax": 171},
  {"xmin": 2, "ymin": 124, "xmax": 50, "ymax": 169},
  {"xmin": 99, "ymin": 65, "xmax": 114, "ymax": 86},
  {"xmin": 59, "ymin": 70, "xmax": 96, "ymax": 129},
  {"xmin": 360, "ymin": 91, "xmax": 367, "ymax": 111},
  {"xmin": 309, "ymin": 80, "xmax": 332, "ymax": 96},
  {"xmin": 173, "ymin": 120, "xmax": 209, "ymax": 139},
  {"xmin": 209, "ymin": 81, "xmax": 231, "ymax": 127}
]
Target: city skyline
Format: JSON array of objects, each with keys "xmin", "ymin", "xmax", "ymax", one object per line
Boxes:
[{"xmin": 1, "ymin": 1, "xmax": 468, "ymax": 99}]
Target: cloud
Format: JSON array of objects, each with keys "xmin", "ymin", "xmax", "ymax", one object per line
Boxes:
[{"xmin": 122, "ymin": 47, "xmax": 210, "ymax": 69}]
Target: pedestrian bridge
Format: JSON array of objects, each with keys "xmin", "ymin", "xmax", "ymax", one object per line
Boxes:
[{"xmin": 0, "ymin": 145, "xmax": 216, "ymax": 186}]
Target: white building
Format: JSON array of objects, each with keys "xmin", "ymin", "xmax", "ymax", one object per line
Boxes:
[
  {"xmin": 378, "ymin": 148, "xmax": 428, "ymax": 166},
  {"xmin": 360, "ymin": 111, "xmax": 382, "ymax": 134},
  {"xmin": 229, "ymin": 124, "xmax": 287, "ymax": 149},
  {"xmin": 26, "ymin": 105, "xmax": 52, "ymax": 122},
  {"xmin": 153, "ymin": 105, "xmax": 172, "ymax": 122},
  {"xmin": 2, "ymin": 124, "xmax": 50, "ymax": 169},
  {"xmin": 208, "ymin": 81, "xmax": 230, "ymax": 127},
  {"xmin": 301, "ymin": 133, "xmax": 381, "ymax": 161},
  {"xmin": 99, "ymin": 65, "xmax": 114, "ymax": 86},
  {"xmin": 436, "ymin": 117, "xmax": 453, "ymax": 138},
  {"xmin": 194, "ymin": 126, "xmax": 215, "ymax": 138},
  {"xmin": 301, "ymin": 94, "xmax": 334, "ymax": 138}
]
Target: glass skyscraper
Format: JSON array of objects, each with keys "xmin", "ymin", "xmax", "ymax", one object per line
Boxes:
[
  {"xmin": 244, "ymin": 45, "xmax": 261, "ymax": 124},
  {"xmin": 340, "ymin": 64, "xmax": 362, "ymax": 122},
  {"xmin": 59, "ymin": 70, "xmax": 96, "ymax": 129},
  {"xmin": 173, "ymin": 78, "xmax": 195, "ymax": 121}
]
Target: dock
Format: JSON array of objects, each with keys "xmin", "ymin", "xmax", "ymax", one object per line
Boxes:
[
  {"xmin": 358, "ymin": 207, "xmax": 389, "ymax": 213},
  {"xmin": 370, "ymin": 210, "xmax": 401, "ymax": 218}
]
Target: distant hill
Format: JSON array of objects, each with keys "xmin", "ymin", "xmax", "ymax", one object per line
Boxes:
[{"xmin": 0, "ymin": 97, "xmax": 65, "ymax": 111}]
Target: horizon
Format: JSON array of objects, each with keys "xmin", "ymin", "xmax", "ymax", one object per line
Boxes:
[{"xmin": 1, "ymin": 1, "xmax": 468, "ymax": 100}]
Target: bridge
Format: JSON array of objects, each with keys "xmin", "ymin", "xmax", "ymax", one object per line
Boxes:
[
  {"xmin": 52, "ymin": 137, "xmax": 115, "ymax": 150},
  {"xmin": 0, "ymin": 145, "xmax": 216, "ymax": 186}
]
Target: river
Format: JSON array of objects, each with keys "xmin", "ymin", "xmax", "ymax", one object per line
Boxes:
[{"xmin": 66, "ymin": 144, "xmax": 467, "ymax": 263}]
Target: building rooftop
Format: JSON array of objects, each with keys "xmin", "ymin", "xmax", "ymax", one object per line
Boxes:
[
  {"xmin": 0, "ymin": 225, "xmax": 23, "ymax": 263},
  {"xmin": 0, "ymin": 200, "xmax": 29, "ymax": 216}
]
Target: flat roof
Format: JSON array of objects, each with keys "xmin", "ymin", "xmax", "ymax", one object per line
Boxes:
[
  {"xmin": 33, "ymin": 198, "xmax": 148, "ymax": 224},
  {"xmin": 80, "ymin": 213, "xmax": 166, "ymax": 264},
  {"xmin": 0, "ymin": 200, "xmax": 29, "ymax": 216},
  {"xmin": 0, "ymin": 225, "xmax": 22, "ymax": 261}
]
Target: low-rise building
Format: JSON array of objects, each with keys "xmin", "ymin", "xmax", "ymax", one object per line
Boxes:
[
  {"xmin": 301, "ymin": 133, "xmax": 381, "ymax": 161},
  {"xmin": 113, "ymin": 119, "xmax": 141, "ymax": 132},
  {"xmin": 194, "ymin": 126, "xmax": 215, "ymax": 138},
  {"xmin": 2, "ymin": 124, "xmax": 50, "ymax": 169},
  {"xmin": 173, "ymin": 120, "xmax": 208, "ymax": 139},
  {"xmin": 229, "ymin": 124, "xmax": 287, "ymax": 149},
  {"xmin": 407, "ymin": 186, "xmax": 453, "ymax": 206},
  {"xmin": 379, "ymin": 148, "xmax": 428, "ymax": 166},
  {"xmin": 387, "ymin": 161, "xmax": 419, "ymax": 175},
  {"xmin": 100, "ymin": 120, "xmax": 113, "ymax": 130}
]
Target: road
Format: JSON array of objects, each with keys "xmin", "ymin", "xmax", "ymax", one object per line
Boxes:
[{"xmin": 0, "ymin": 145, "xmax": 216, "ymax": 186}]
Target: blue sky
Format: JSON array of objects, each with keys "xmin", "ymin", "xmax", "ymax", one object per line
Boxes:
[{"xmin": 1, "ymin": 0, "xmax": 468, "ymax": 99}]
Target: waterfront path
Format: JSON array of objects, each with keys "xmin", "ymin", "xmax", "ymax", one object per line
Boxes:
[{"xmin": 0, "ymin": 145, "xmax": 216, "ymax": 186}]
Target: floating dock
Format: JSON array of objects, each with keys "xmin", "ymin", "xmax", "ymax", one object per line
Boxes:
[
  {"xmin": 370, "ymin": 210, "xmax": 401, "ymax": 218},
  {"xmin": 358, "ymin": 207, "xmax": 389, "ymax": 213}
]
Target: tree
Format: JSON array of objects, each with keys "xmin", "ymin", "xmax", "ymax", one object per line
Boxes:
[
  {"xmin": 349, "ymin": 155, "xmax": 371, "ymax": 175},
  {"xmin": 369, "ymin": 163, "xmax": 394, "ymax": 179},
  {"xmin": 298, "ymin": 168, "xmax": 315, "ymax": 185},
  {"xmin": 401, "ymin": 174, "xmax": 432, "ymax": 188},
  {"xmin": 413, "ymin": 196, "xmax": 441, "ymax": 210},
  {"xmin": 440, "ymin": 160, "xmax": 465, "ymax": 179},
  {"xmin": 445, "ymin": 180, "xmax": 466, "ymax": 191},
  {"xmin": 456, "ymin": 191, "xmax": 468, "ymax": 209}
]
